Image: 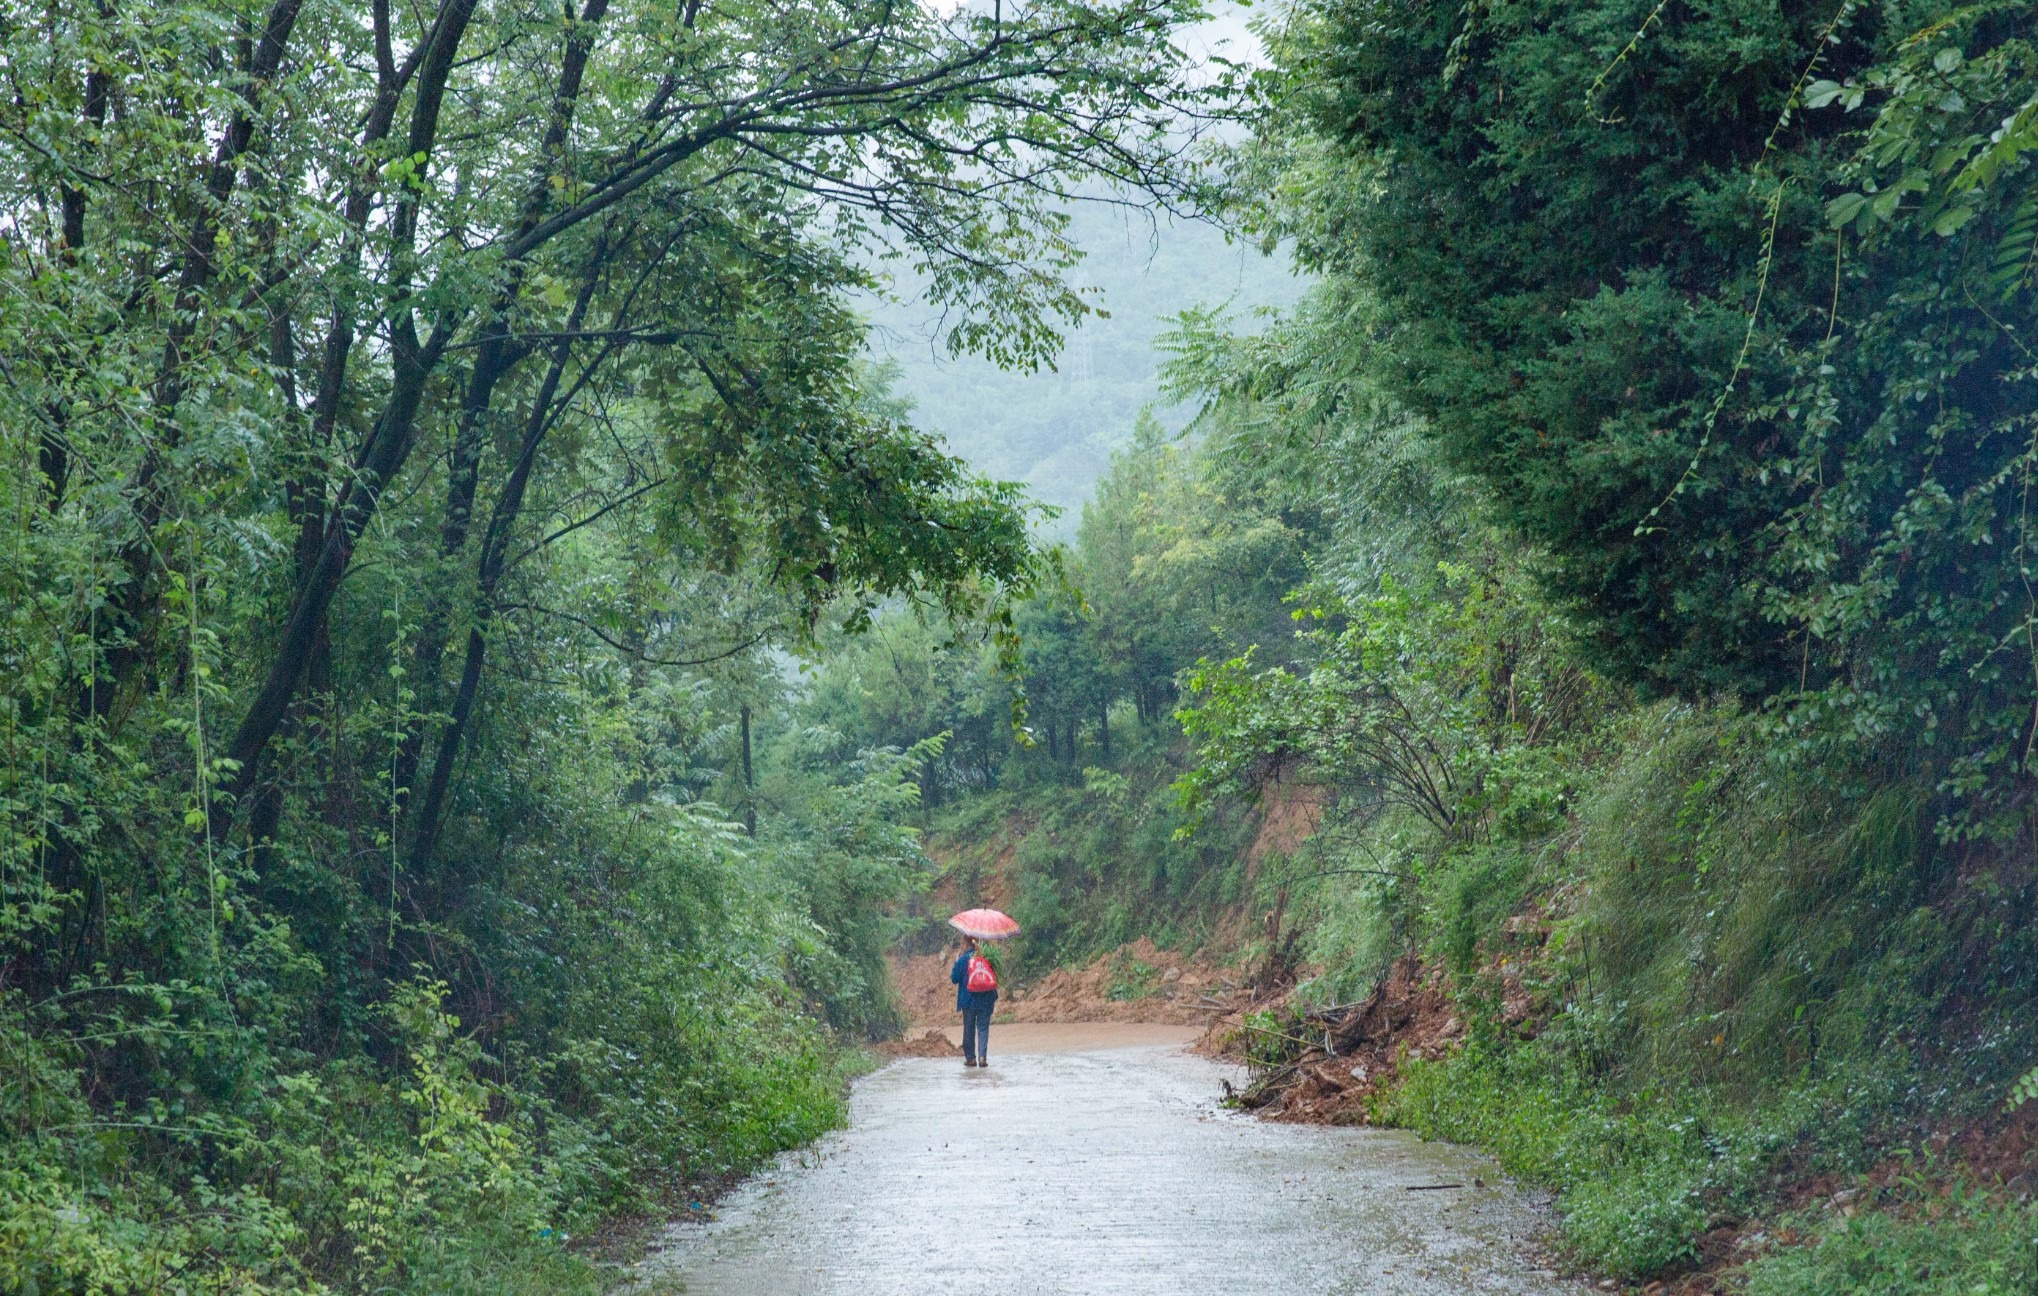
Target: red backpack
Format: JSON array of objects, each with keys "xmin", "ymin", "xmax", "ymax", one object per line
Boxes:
[{"xmin": 965, "ymin": 952, "xmax": 998, "ymax": 994}]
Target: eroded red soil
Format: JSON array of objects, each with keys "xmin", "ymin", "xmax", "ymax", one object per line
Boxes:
[{"xmin": 890, "ymin": 937, "xmax": 1241, "ymax": 1030}]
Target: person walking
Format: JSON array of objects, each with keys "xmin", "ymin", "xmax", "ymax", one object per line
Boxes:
[{"xmin": 950, "ymin": 936, "xmax": 999, "ymax": 1067}]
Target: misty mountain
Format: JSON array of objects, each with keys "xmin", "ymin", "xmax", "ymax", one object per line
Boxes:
[{"xmin": 863, "ymin": 203, "xmax": 1304, "ymax": 522}]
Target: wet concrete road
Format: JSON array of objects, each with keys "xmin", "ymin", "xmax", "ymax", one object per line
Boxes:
[{"xmin": 641, "ymin": 1029, "xmax": 1580, "ymax": 1295}]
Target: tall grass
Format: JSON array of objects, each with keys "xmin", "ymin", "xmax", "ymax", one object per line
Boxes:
[
  {"xmin": 1319, "ymin": 701, "xmax": 2038, "ymax": 1281},
  {"xmin": 1575, "ymin": 714, "xmax": 1955, "ymax": 1092}
]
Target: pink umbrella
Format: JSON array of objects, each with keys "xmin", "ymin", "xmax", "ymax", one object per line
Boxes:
[{"xmin": 948, "ymin": 908, "xmax": 1020, "ymax": 941}]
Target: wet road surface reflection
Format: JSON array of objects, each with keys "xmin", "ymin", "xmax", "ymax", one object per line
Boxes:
[{"xmin": 641, "ymin": 1030, "xmax": 1583, "ymax": 1295}]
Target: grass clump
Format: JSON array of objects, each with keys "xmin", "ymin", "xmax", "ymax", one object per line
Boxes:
[
  {"xmin": 1106, "ymin": 952, "xmax": 1161, "ymax": 1001},
  {"xmin": 1745, "ymin": 1179, "xmax": 2038, "ymax": 1296},
  {"xmin": 1375, "ymin": 1046, "xmax": 1704, "ymax": 1278},
  {"xmin": 1377, "ymin": 1040, "xmax": 1906, "ymax": 1280},
  {"xmin": 1313, "ymin": 702, "xmax": 2038, "ymax": 1283}
]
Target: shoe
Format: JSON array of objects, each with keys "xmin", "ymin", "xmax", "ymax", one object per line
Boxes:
[{"xmin": 964, "ymin": 1057, "xmax": 977, "ymax": 1067}]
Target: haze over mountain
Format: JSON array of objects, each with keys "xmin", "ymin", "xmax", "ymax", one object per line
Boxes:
[{"xmin": 865, "ymin": 204, "xmax": 1303, "ymax": 523}]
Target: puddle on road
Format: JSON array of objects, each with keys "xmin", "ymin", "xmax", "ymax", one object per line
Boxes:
[{"xmin": 639, "ymin": 1038, "xmax": 1581, "ymax": 1295}]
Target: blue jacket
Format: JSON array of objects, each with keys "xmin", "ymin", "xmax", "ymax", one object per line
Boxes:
[{"xmin": 951, "ymin": 950, "xmax": 998, "ymax": 1013}]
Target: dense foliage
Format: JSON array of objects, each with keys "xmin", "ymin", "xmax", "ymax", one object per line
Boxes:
[
  {"xmin": 8, "ymin": 0, "xmax": 2037, "ymax": 1285},
  {"xmin": 1238, "ymin": 0, "xmax": 2038, "ymax": 832},
  {"xmin": 800, "ymin": 409, "xmax": 1313, "ymax": 805},
  {"xmin": 0, "ymin": 0, "xmax": 1232, "ymax": 1284},
  {"xmin": 1110, "ymin": 0, "xmax": 2038, "ymax": 1286}
]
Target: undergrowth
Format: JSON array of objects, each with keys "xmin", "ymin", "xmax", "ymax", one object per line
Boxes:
[
  {"xmin": 1299, "ymin": 701, "xmax": 2038, "ymax": 1285},
  {"xmin": 0, "ymin": 967, "xmax": 852, "ymax": 1295},
  {"xmin": 0, "ymin": 749, "xmax": 912, "ymax": 1294},
  {"xmin": 1745, "ymin": 1181, "xmax": 2038, "ymax": 1296},
  {"xmin": 1376, "ymin": 1043, "xmax": 1899, "ymax": 1279}
]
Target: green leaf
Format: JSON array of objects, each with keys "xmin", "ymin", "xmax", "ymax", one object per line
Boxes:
[
  {"xmin": 1824, "ymin": 192, "xmax": 1868, "ymax": 229},
  {"xmin": 1929, "ymin": 144, "xmax": 1969, "ymax": 175},
  {"xmin": 1929, "ymin": 204, "xmax": 1976, "ymax": 237}
]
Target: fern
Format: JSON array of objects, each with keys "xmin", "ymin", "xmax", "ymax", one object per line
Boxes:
[{"xmin": 1988, "ymin": 188, "xmax": 2038, "ymax": 302}]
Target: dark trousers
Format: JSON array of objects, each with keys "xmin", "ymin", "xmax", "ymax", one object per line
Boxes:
[{"xmin": 961, "ymin": 1001, "xmax": 993, "ymax": 1061}]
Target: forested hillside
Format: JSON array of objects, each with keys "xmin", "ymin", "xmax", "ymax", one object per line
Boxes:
[
  {"xmin": 8, "ymin": 0, "xmax": 2038, "ymax": 1290},
  {"xmin": 0, "ymin": 0, "xmax": 1224, "ymax": 1287},
  {"xmin": 831, "ymin": 0, "xmax": 2038, "ymax": 1291},
  {"xmin": 863, "ymin": 202, "xmax": 1305, "ymax": 516}
]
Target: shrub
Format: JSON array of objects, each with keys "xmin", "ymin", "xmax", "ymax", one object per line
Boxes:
[{"xmin": 1746, "ymin": 1182, "xmax": 2038, "ymax": 1296}]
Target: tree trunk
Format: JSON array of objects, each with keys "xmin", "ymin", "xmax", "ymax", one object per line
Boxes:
[
  {"xmin": 396, "ymin": 0, "xmax": 609, "ymax": 822},
  {"xmin": 740, "ymin": 704, "xmax": 755, "ymax": 836},
  {"xmin": 95, "ymin": 0, "xmax": 307, "ymax": 720},
  {"xmin": 402, "ymin": 262, "xmax": 601, "ymax": 872},
  {"xmin": 214, "ymin": 0, "xmax": 481, "ymax": 835},
  {"xmin": 43, "ymin": 17, "xmax": 109, "ymax": 510},
  {"xmin": 219, "ymin": 313, "xmax": 458, "ymax": 833}
]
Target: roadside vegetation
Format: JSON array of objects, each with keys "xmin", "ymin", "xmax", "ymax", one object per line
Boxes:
[
  {"xmin": 8, "ymin": 0, "xmax": 2037, "ymax": 1289},
  {"xmin": 844, "ymin": 1, "xmax": 2038, "ymax": 1291},
  {"xmin": 1170, "ymin": 0, "xmax": 2038, "ymax": 1285},
  {"xmin": 0, "ymin": 0, "xmax": 1225, "ymax": 1287}
]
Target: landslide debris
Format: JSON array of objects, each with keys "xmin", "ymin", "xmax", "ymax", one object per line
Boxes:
[
  {"xmin": 876, "ymin": 1028, "xmax": 961, "ymax": 1059},
  {"xmin": 1204, "ymin": 954, "xmax": 1470, "ymax": 1123},
  {"xmin": 888, "ymin": 938, "xmax": 1239, "ymax": 1029}
]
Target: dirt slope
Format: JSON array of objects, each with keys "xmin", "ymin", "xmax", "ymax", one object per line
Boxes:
[
  {"xmin": 891, "ymin": 938, "xmax": 1240, "ymax": 1029},
  {"xmin": 1202, "ymin": 954, "xmax": 1468, "ymax": 1124}
]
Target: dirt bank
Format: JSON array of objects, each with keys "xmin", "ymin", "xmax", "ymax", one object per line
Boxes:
[
  {"xmin": 889, "ymin": 937, "xmax": 1240, "ymax": 1029},
  {"xmin": 873, "ymin": 1028, "xmax": 960, "ymax": 1059},
  {"xmin": 1244, "ymin": 776, "xmax": 1323, "ymax": 878},
  {"xmin": 1198, "ymin": 954, "xmax": 1470, "ymax": 1123},
  {"xmin": 914, "ymin": 1021, "xmax": 1203, "ymax": 1054}
]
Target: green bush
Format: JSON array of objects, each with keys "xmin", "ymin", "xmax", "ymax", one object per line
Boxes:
[
  {"xmin": 1377, "ymin": 1041, "xmax": 1908, "ymax": 1280},
  {"xmin": 1746, "ymin": 1182, "xmax": 2038, "ymax": 1296}
]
